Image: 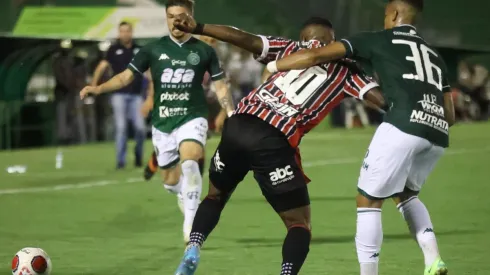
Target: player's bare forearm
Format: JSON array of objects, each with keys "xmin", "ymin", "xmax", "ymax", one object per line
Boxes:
[
  {"xmin": 443, "ymin": 92, "xmax": 456, "ymax": 127},
  {"xmin": 97, "ymin": 69, "xmax": 134, "ymax": 94},
  {"xmin": 261, "ymin": 67, "xmax": 273, "ymax": 83},
  {"xmin": 91, "ymin": 60, "xmax": 109, "ymax": 86},
  {"xmin": 202, "ymin": 25, "xmax": 263, "ymax": 55},
  {"xmin": 174, "ymin": 13, "xmax": 263, "ymax": 54},
  {"xmin": 363, "ymin": 88, "xmax": 387, "ymax": 114},
  {"xmin": 272, "ymin": 42, "xmax": 347, "ymax": 72},
  {"xmin": 213, "ymin": 80, "xmax": 234, "ymax": 115}
]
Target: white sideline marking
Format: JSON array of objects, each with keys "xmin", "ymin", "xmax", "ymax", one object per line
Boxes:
[{"xmin": 0, "ymin": 147, "xmax": 488, "ymax": 196}]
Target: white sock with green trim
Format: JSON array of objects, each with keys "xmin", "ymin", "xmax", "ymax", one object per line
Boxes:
[
  {"xmin": 181, "ymin": 160, "xmax": 203, "ymax": 240},
  {"xmin": 356, "ymin": 208, "xmax": 382, "ymax": 275},
  {"xmin": 398, "ymin": 197, "xmax": 440, "ymax": 267}
]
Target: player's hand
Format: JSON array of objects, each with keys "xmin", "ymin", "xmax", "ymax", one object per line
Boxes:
[
  {"xmin": 173, "ymin": 13, "xmax": 197, "ymax": 33},
  {"xmin": 141, "ymin": 100, "xmax": 153, "ymax": 118},
  {"xmin": 79, "ymin": 86, "xmax": 99, "ymax": 100}
]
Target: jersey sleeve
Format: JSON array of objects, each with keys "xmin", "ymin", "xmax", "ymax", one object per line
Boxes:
[
  {"xmin": 207, "ymin": 47, "xmax": 225, "ymax": 81},
  {"xmin": 340, "ymin": 31, "xmax": 380, "ymax": 60},
  {"xmin": 254, "ymin": 35, "xmax": 293, "ymax": 64},
  {"xmin": 440, "ymin": 60, "xmax": 451, "ymax": 93},
  {"xmin": 343, "ymin": 70, "xmax": 379, "ymax": 100},
  {"xmin": 128, "ymin": 44, "xmax": 151, "ymax": 75}
]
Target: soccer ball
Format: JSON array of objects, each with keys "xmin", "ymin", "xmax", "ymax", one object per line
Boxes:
[{"xmin": 11, "ymin": 248, "xmax": 52, "ymax": 275}]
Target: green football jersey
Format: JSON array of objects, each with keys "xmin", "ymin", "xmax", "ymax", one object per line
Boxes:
[
  {"xmin": 341, "ymin": 25, "xmax": 451, "ymax": 147},
  {"xmin": 128, "ymin": 36, "xmax": 225, "ymax": 133}
]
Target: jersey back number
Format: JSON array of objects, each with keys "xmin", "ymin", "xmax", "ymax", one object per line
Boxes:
[
  {"xmin": 392, "ymin": 39, "xmax": 443, "ymax": 91},
  {"xmin": 274, "ymin": 66, "xmax": 328, "ymax": 107}
]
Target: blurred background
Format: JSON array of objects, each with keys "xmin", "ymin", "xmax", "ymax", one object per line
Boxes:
[
  {"xmin": 0, "ymin": 0, "xmax": 489, "ymax": 150},
  {"xmin": 1, "ymin": 1, "xmax": 490, "ymax": 274}
]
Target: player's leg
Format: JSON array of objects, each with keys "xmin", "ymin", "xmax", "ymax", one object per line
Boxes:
[
  {"xmin": 356, "ymin": 123, "xmax": 419, "ymax": 275},
  {"xmin": 127, "ymin": 94, "xmax": 145, "ymax": 167},
  {"xmin": 144, "ymin": 150, "xmax": 206, "ymax": 181},
  {"xmin": 393, "ymin": 144, "xmax": 447, "ymax": 275},
  {"xmin": 266, "ymin": 188, "xmax": 311, "ymax": 275},
  {"xmin": 110, "ymin": 93, "xmax": 128, "ymax": 169},
  {"xmin": 250, "ymin": 122, "xmax": 311, "ymax": 275},
  {"xmin": 175, "ymin": 119, "xmax": 249, "ymax": 275},
  {"xmin": 176, "ymin": 118, "xmax": 209, "ymax": 242},
  {"xmin": 151, "ymin": 126, "xmax": 183, "ymax": 208}
]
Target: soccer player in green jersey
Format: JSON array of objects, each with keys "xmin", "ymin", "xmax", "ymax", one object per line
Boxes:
[
  {"xmin": 80, "ymin": 0, "xmax": 233, "ymax": 244},
  {"xmin": 266, "ymin": 1, "xmax": 455, "ymax": 274}
]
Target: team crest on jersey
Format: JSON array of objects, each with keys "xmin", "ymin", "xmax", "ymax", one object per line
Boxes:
[{"xmin": 187, "ymin": 52, "xmax": 200, "ymax": 65}]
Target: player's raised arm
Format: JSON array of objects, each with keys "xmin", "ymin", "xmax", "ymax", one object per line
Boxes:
[
  {"xmin": 173, "ymin": 13, "xmax": 263, "ymax": 55},
  {"xmin": 80, "ymin": 69, "xmax": 134, "ymax": 99},
  {"xmin": 267, "ymin": 41, "xmax": 347, "ymax": 73},
  {"xmin": 141, "ymin": 69, "xmax": 154, "ymax": 118},
  {"xmin": 214, "ymin": 79, "xmax": 234, "ymax": 116}
]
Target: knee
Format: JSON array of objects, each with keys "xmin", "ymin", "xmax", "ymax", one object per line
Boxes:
[
  {"xmin": 114, "ymin": 118, "xmax": 126, "ymax": 132},
  {"xmin": 204, "ymin": 181, "xmax": 231, "ymax": 209},
  {"xmin": 395, "ymin": 188, "xmax": 419, "ymax": 204},
  {"xmin": 179, "ymin": 142, "xmax": 203, "ymax": 161},
  {"xmin": 280, "ymin": 213, "xmax": 311, "ymax": 231},
  {"xmin": 356, "ymin": 193, "xmax": 384, "ymax": 208},
  {"xmin": 181, "ymin": 159, "xmax": 200, "ymax": 174}
]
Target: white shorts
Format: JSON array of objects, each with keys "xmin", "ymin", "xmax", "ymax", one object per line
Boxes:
[
  {"xmin": 358, "ymin": 123, "xmax": 445, "ymax": 199},
  {"xmin": 152, "ymin": 117, "xmax": 208, "ymax": 168}
]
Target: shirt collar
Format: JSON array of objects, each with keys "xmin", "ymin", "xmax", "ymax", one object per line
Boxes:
[
  {"xmin": 397, "ymin": 24, "xmax": 417, "ymax": 30},
  {"xmin": 169, "ymin": 35, "xmax": 192, "ymax": 47}
]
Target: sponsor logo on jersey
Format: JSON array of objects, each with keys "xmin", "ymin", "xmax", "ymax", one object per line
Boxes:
[
  {"xmin": 410, "ymin": 93, "xmax": 448, "ymax": 134},
  {"xmin": 159, "ymin": 54, "xmax": 170, "ymax": 60},
  {"xmin": 159, "ymin": 106, "xmax": 188, "ymax": 118},
  {"xmin": 256, "ymin": 89, "xmax": 299, "ymax": 117},
  {"xmin": 160, "ymin": 68, "xmax": 195, "ymax": 89},
  {"xmin": 160, "ymin": 92, "xmax": 190, "ymax": 101},
  {"xmin": 269, "ymin": 165, "xmax": 294, "ymax": 186},
  {"xmin": 187, "ymin": 52, "xmax": 200, "ymax": 65},
  {"xmin": 172, "ymin": 60, "xmax": 187, "ymax": 66}
]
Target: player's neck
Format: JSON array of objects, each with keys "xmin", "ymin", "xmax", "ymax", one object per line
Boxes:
[{"xmin": 170, "ymin": 34, "xmax": 192, "ymax": 45}]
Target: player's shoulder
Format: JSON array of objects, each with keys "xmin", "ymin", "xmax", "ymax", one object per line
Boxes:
[{"xmin": 189, "ymin": 36, "xmax": 214, "ymax": 50}]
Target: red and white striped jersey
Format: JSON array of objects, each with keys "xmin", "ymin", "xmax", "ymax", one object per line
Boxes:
[{"xmin": 235, "ymin": 36, "xmax": 379, "ymax": 148}]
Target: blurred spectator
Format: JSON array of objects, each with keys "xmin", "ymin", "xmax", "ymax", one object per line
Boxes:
[
  {"xmin": 226, "ymin": 47, "xmax": 264, "ymax": 103},
  {"xmin": 457, "ymin": 61, "xmax": 490, "ymax": 120},
  {"xmin": 91, "ymin": 22, "xmax": 145, "ymax": 169},
  {"xmin": 344, "ymin": 97, "xmax": 370, "ymax": 129},
  {"xmin": 52, "ymin": 39, "xmax": 88, "ymax": 144}
]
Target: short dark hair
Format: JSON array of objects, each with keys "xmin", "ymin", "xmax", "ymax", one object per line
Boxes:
[
  {"xmin": 166, "ymin": 0, "xmax": 195, "ymax": 12},
  {"xmin": 302, "ymin": 17, "xmax": 333, "ymax": 30},
  {"xmin": 119, "ymin": 21, "xmax": 132, "ymax": 28},
  {"xmin": 389, "ymin": 0, "xmax": 424, "ymax": 11}
]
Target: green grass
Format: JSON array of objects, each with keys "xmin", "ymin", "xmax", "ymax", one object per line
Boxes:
[{"xmin": 1, "ymin": 123, "xmax": 489, "ymax": 274}]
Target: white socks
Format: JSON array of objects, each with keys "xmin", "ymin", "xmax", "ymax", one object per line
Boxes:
[
  {"xmin": 180, "ymin": 160, "xmax": 203, "ymax": 238},
  {"xmin": 356, "ymin": 208, "xmax": 382, "ymax": 275},
  {"xmin": 398, "ymin": 197, "xmax": 440, "ymax": 267},
  {"xmin": 163, "ymin": 180, "xmax": 182, "ymax": 194}
]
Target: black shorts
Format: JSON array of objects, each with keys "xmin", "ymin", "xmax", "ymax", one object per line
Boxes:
[{"xmin": 209, "ymin": 114, "xmax": 310, "ymax": 213}]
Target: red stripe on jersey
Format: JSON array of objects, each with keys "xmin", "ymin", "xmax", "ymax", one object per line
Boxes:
[{"xmin": 235, "ymin": 37, "xmax": 376, "ymax": 148}]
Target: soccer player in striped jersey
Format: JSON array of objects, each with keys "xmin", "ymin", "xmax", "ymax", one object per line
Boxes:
[
  {"xmin": 172, "ymin": 15, "xmax": 386, "ymax": 275},
  {"xmin": 266, "ymin": 1, "xmax": 454, "ymax": 274}
]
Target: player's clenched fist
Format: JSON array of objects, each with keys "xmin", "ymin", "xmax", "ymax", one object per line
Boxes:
[
  {"xmin": 173, "ymin": 13, "xmax": 197, "ymax": 33},
  {"xmin": 79, "ymin": 86, "xmax": 99, "ymax": 99}
]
